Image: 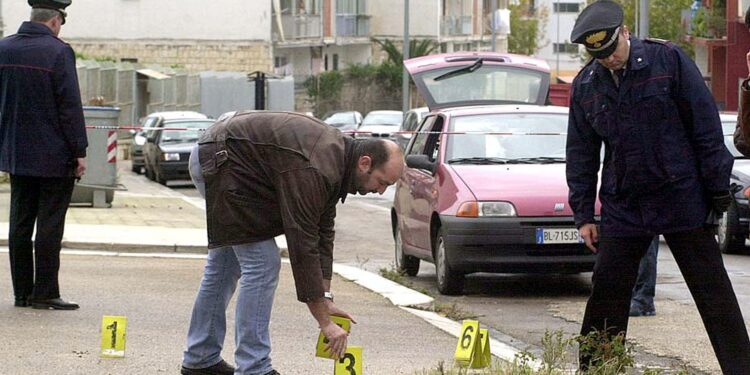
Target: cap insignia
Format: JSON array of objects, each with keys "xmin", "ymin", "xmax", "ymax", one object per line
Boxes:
[{"xmin": 586, "ymin": 31, "xmax": 607, "ymax": 48}]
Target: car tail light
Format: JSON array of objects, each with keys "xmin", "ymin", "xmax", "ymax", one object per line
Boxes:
[{"xmin": 457, "ymin": 201, "xmax": 479, "ymax": 217}]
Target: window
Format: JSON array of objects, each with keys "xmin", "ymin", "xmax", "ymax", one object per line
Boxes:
[
  {"xmin": 408, "ymin": 117, "xmax": 434, "ymax": 155},
  {"xmin": 553, "ymin": 43, "xmax": 579, "ymax": 54},
  {"xmin": 274, "ymin": 56, "xmax": 288, "ymax": 68},
  {"xmin": 333, "ymin": 54, "xmax": 339, "ymax": 70},
  {"xmin": 553, "ymin": 2, "xmax": 579, "ymax": 13}
]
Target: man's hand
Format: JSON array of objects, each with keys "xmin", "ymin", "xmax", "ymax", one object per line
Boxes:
[
  {"xmin": 320, "ymin": 319, "xmax": 349, "ymax": 359},
  {"xmin": 307, "ymin": 298, "xmax": 352, "ymax": 360},
  {"xmin": 75, "ymin": 157, "xmax": 86, "ymax": 177},
  {"xmin": 579, "ymin": 223, "xmax": 599, "ymax": 253},
  {"xmin": 712, "ymin": 191, "xmax": 732, "ymax": 214},
  {"xmin": 746, "ymin": 50, "xmax": 750, "ymax": 78}
]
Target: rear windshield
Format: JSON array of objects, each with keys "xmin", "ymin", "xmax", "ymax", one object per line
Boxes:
[
  {"xmin": 159, "ymin": 120, "xmax": 214, "ymax": 144},
  {"xmin": 362, "ymin": 113, "xmax": 402, "ymax": 126},
  {"xmin": 414, "ymin": 65, "xmax": 545, "ymax": 107}
]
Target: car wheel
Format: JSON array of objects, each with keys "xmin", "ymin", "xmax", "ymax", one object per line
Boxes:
[
  {"xmin": 718, "ymin": 200, "xmax": 746, "ymax": 254},
  {"xmin": 131, "ymin": 164, "xmax": 142, "ymax": 174},
  {"xmin": 394, "ymin": 226, "xmax": 420, "ymax": 277},
  {"xmin": 435, "ymin": 228, "xmax": 464, "ymax": 295}
]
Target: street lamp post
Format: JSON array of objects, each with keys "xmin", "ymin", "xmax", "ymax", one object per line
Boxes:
[{"xmin": 402, "ymin": 0, "xmax": 410, "ymax": 114}]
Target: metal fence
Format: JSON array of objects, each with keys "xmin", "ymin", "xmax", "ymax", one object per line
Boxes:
[{"xmin": 75, "ymin": 60, "xmax": 200, "ymax": 128}]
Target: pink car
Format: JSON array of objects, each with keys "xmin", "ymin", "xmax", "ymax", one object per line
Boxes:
[{"xmin": 392, "ymin": 52, "xmax": 597, "ymax": 295}]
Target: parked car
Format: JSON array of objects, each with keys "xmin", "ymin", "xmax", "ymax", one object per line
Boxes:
[
  {"xmin": 718, "ymin": 112, "xmax": 750, "ymax": 254},
  {"xmin": 142, "ymin": 114, "xmax": 214, "ymax": 185},
  {"xmin": 321, "ymin": 110, "xmax": 363, "ymax": 134},
  {"xmin": 395, "ymin": 107, "xmax": 429, "ymax": 150},
  {"xmin": 356, "ymin": 110, "xmax": 403, "ymax": 140},
  {"xmin": 392, "ymin": 52, "xmax": 596, "ymax": 295},
  {"xmin": 130, "ymin": 111, "xmax": 208, "ymax": 174}
]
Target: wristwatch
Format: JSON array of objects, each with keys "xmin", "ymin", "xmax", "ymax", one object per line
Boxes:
[{"xmin": 324, "ymin": 291, "xmax": 334, "ymax": 302}]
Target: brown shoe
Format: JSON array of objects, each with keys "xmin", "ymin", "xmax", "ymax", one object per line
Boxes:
[{"xmin": 180, "ymin": 360, "xmax": 235, "ymax": 375}]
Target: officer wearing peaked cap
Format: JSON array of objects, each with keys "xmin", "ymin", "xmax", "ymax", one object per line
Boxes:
[
  {"xmin": 28, "ymin": 0, "xmax": 71, "ymax": 24},
  {"xmin": 570, "ymin": 0, "xmax": 623, "ymax": 59},
  {"xmin": 565, "ymin": 1, "xmax": 750, "ymax": 373},
  {"xmin": 0, "ymin": 0, "xmax": 87, "ymax": 310}
]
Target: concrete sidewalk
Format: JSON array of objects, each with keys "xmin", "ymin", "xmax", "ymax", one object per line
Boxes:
[{"xmin": 0, "ymin": 169, "xmax": 466, "ymax": 374}]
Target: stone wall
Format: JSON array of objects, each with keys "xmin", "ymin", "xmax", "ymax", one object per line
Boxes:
[{"xmin": 70, "ymin": 39, "xmax": 273, "ymax": 73}]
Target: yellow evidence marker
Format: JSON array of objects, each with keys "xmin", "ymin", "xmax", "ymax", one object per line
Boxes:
[
  {"xmin": 454, "ymin": 319, "xmax": 480, "ymax": 364},
  {"xmin": 315, "ymin": 316, "xmax": 352, "ymax": 359},
  {"xmin": 100, "ymin": 315, "xmax": 127, "ymax": 358},
  {"xmin": 334, "ymin": 346, "xmax": 362, "ymax": 375},
  {"xmin": 469, "ymin": 328, "xmax": 491, "ymax": 369}
]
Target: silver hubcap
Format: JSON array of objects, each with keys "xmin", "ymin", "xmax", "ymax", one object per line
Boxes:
[
  {"xmin": 436, "ymin": 238, "xmax": 446, "ymax": 285},
  {"xmin": 395, "ymin": 230, "xmax": 403, "ymax": 268}
]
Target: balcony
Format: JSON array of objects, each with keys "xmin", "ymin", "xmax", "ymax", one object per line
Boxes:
[
  {"xmin": 336, "ymin": 14, "xmax": 370, "ymax": 37},
  {"xmin": 441, "ymin": 15, "xmax": 473, "ymax": 36},
  {"xmin": 273, "ymin": 14, "xmax": 322, "ymax": 41}
]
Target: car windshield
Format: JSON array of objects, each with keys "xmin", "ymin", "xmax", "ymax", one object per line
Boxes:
[
  {"xmin": 415, "ymin": 65, "xmax": 544, "ymax": 107},
  {"xmin": 722, "ymin": 120, "xmax": 745, "ymax": 158},
  {"xmin": 362, "ymin": 113, "xmax": 402, "ymax": 126},
  {"xmin": 446, "ymin": 113, "xmax": 568, "ymax": 163},
  {"xmin": 323, "ymin": 112, "xmax": 357, "ymax": 126},
  {"xmin": 159, "ymin": 120, "xmax": 214, "ymax": 144}
]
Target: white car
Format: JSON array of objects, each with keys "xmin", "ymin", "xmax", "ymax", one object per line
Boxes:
[{"xmin": 356, "ymin": 110, "xmax": 403, "ymax": 141}]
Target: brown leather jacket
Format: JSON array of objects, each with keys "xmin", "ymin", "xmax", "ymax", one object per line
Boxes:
[
  {"xmin": 197, "ymin": 111, "xmax": 354, "ymax": 302},
  {"xmin": 734, "ymin": 78, "xmax": 750, "ymax": 156}
]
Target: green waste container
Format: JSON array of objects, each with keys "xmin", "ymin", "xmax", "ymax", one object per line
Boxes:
[{"xmin": 70, "ymin": 106, "xmax": 126, "ymax": 208}]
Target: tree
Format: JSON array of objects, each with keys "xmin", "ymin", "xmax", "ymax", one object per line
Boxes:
[
  {"xmin": 508, "ymin": 0, "xmax": 549, "ymax": 55},
  {"xmin": 587, "ymin": 0, "xmax": 695, "ymax": 57}
]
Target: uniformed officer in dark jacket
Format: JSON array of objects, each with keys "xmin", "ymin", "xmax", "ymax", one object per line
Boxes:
[
  {"xmin": 566, "ymin": 1, "xmax": 750, "ymax": 372},
  {"xmin": 0, "ymin": 0, "xmax": 87, "ymax": 310}
]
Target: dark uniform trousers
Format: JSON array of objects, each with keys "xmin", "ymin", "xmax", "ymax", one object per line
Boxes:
[
  {"xmin": 9, "ymin": 175, "xmax": 75, "ymax": 300},
  {"xmin": 580, "ymin": 227, "xmax": 750, "ymax": 373}
]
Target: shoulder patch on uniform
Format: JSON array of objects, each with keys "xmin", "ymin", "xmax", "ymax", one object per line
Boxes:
[
  {"xmin": 645, "ymin": 37, "xmax": 670, "ymax": 45},
  {"xmin": 574, "ymin": 58, "xmax": 596, "ymax": 79}
]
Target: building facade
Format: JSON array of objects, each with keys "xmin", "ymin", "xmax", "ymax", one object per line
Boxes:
[
  {"xmin": 1, "ymin": 1, "xmax": 506, "ymax": 84},
  {"xmin": 533, "ymin": 0, "xmax": 584, "ymax": 81}
]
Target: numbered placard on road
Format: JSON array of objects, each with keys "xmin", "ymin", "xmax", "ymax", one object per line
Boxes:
[
  {"xmin": 334, "ymin": 346, "xmax": 362, "ymax": 375},
  {"xmin": 469, "ymin": 328, "xmax": 491, "ymax": 369},
  {"xmin": 454, "ymin": 319, "xmax": 480, "ymax": 364},
  {"xmin": 100, "ymin": 315, "xmax": 127, "ymax": 358},
  {"xmin": 316, "ymin": 316, "xmax": 352, "ymax": 359}
]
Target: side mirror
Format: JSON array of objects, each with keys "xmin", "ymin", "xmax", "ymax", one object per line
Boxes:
[{"xmin": 406, "ymin": 154, "xmax": 436, "ymax": 174}]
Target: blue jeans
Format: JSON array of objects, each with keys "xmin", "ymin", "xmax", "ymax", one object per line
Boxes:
[
  {"xmin": 183, "ymin": 144, "xmax": 281, "ymax": 375},
  {"xmin": 630, "ymin": 236, "xmax": 658, "ymax": 310}
]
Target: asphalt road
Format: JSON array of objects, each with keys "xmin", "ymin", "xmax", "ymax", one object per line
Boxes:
[{"xmin": 147, "ymin": 168, "xmax": 750, "ymax": 373}]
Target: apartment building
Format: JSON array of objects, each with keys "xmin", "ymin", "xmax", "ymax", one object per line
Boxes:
[
  {"xmin": 1, "ymin": 0, "xmax": 274, "ymax": 73},
  {"xmin": 532, "ymin": 0, "xmax": 584, "ymax": 81},
  {"xmin": 1, "ymin": 1, "xmax": 502, "ymax": 81}
]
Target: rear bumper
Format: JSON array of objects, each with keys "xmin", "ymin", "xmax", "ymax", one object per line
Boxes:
[
  {"xmin": 440, "ymin": 215, "xmax": 596, "ymax": 274},
  {"xmin": 157, "ymin": 162, "xmax": 190, "ymax": 180}
]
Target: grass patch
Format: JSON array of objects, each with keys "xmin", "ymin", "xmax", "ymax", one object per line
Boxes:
[{"xmin": 415, "ymin": 329, "xmax": 699, "ymax": 375}]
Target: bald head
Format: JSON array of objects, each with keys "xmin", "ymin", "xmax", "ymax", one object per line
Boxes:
[{"xmin": 351, "ymin": 139, "xmax": 405, "ymax": 195}]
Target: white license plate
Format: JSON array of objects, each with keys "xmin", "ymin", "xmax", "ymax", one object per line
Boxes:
[{"xmin": 535, "ymin": 228, "xmax": 583, "ymax": 244}]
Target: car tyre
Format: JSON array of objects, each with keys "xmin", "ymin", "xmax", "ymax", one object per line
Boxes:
[
  {"xmin": 394, "ymin": 226, "xmax": 420, "ymax": 277},
  {"xmin": 131, "ymin": 164, "xmax": 142, "ymax": 174},
  {"xmin": 718, "ymin": 200, "xmax": 746, "ymax": 254},
  {"xmin": 435, "ymin": 228, "xmax": 464, "ymax": 295}
]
